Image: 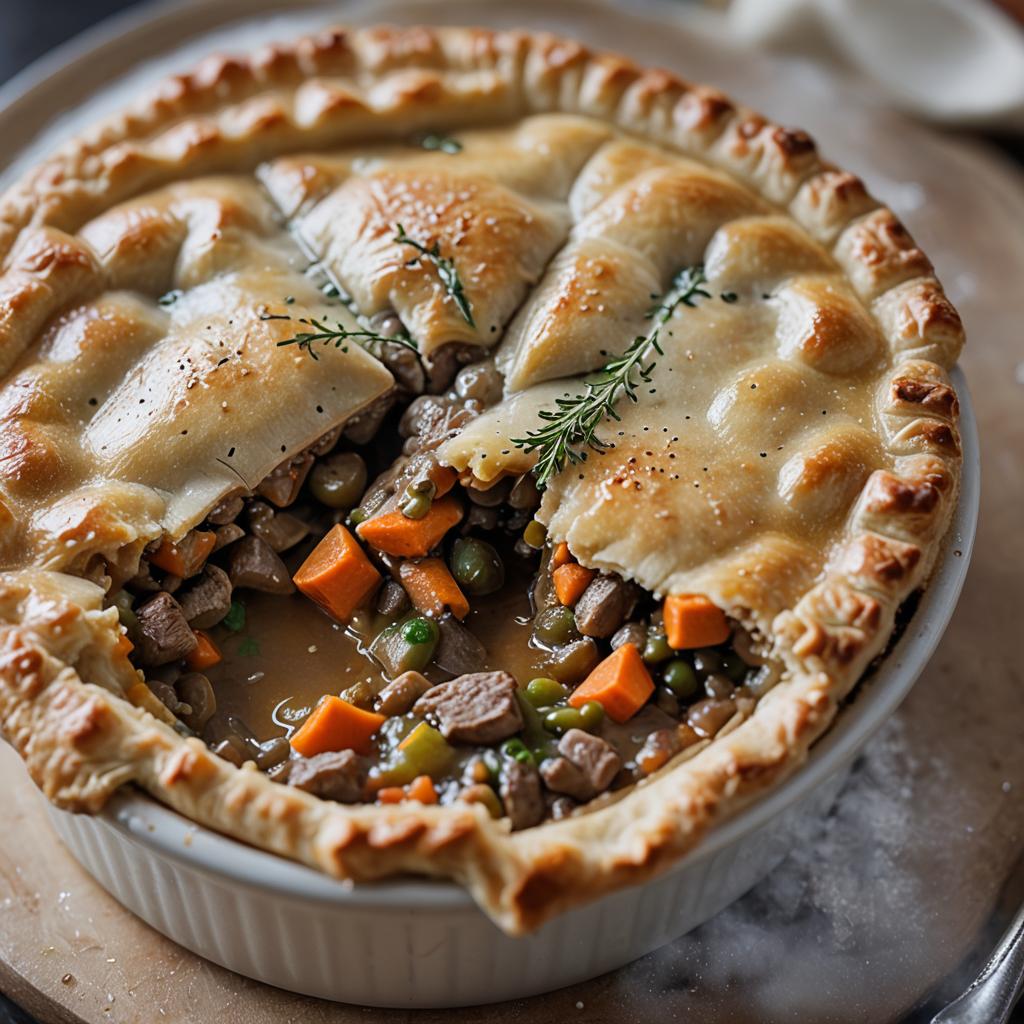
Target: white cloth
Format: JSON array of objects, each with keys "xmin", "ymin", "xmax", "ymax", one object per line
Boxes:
[{"xmin": 724, "ymin": 0, "xmax": 1024, "ymax": 128}]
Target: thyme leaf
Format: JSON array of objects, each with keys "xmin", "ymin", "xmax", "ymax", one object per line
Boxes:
[
  {"xmin": 419, "ymin": 133, "xmax": 463, "ymax": 155},
  {"xmin": 267, "ymin": 313, "xmax": 418, "ymax": 361},
  {"xmin": 511, "ymin": 265, "xmax": 710, "ymax": 490},
  {"xmin": 394, "ymin": 223, "xmax": 475, "ymax": 327}
]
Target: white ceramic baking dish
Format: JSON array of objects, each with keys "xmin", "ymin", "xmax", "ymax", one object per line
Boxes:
[{"xmin": 40, "ymin": 367, "xmax": 977, "ymax": 1008}]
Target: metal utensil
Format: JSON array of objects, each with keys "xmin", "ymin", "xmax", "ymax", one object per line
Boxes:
[{"xmin": 931, "ymin": 899, "xmax": 1024, "ymax": 1024}]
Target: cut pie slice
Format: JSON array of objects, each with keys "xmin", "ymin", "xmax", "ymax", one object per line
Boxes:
[{"xmin": 0, "ymin": 26, "xmax": 963, "ymax": 934}]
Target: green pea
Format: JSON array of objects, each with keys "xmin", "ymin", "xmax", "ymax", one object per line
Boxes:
[
  {"xmin": 402, "ymin": 617, "xmax": 438, "ymax": 646},
  {"xmin": 523, "ymin": 520, "xmax": 547, "ymax": 549},
  {"xmin": 450, "ymin": 537, "xmax": 505, "ymax": 596},
  {"xmin": 501, "ymin": 738, "xmax": 535, "ymax": 765},
  {"xmin": 578, "ymin": 700, "xmax": 605, "ymax": 732},
  {"xmin": 406, "ymin": 479, "xmax": 437, "ymax": 500},
  {"xmin": 543, "ymin": 707, "xmax": 584, "ymax": 735},
  {"xmin": 309, "ymin": 452, "xmax": 367, "ymax": 509},
  {"xmin": 722, "ymin": 651, "xmax": 748, "ymax": 682},
  {"xmin": 371, "ymin": 618, "xmax": 438, "ymax": 675},
  {"xmin": 533, "ymin": 605, "xmax": 580, "ymax": 646},
  {"xmin": 642, "ymin": 633, "xmax": 673, "ymax": 664},
  {"xmin": 525, "ymin": 677, "xmax": 568, "ymax": 708},
  {"xmin": 401, "ymin": 493, "xmax": 433, "ymax": 520},
  {"xmin": 663, "ymin": 658, "xmax": 699, "ymax": 699},
  {"xmin": 348, "ymin": 507, "xmax": 368, "ymax": 526}
]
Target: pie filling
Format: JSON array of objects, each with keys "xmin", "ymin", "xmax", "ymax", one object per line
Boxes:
[{"xmin": 111, "ymin": 352, "xmax": 780, "ymax": 829}]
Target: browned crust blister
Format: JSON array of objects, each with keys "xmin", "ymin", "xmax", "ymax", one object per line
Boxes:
[{"xmin": 0, "ymin": 26, "xmax": 964, "ymax": 934}]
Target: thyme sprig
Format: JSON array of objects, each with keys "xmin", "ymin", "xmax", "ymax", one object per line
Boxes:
[
  {"xmin": 511, "ymin": 265, "xmax": 710, "ymax": 490},
  {"xmin": 394, "ymin": 223, "xmax": 475, "ymax": 327},
  {"xmin": 267, "ymin": 313, "xmax": 417, "ymax": 361}
]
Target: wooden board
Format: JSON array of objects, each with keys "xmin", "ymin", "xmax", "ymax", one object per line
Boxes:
[{"xmin": 2, "ymin": 1, "xmax": 1024, "ymax": 1021}]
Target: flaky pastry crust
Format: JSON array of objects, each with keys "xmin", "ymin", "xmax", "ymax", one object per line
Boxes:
[{"xmin": 0, "ymin": 25, "xmax": 962, "ymax": 933}]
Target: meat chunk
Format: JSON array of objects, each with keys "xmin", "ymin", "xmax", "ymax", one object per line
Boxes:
[
  {"xmin": 135, "ymin": 592, "xmax": 197, "ymax": 666},
  {"xmin": 611, "ymin": 621, "xmax": 647, "ymax": 651},
  {"xmin": 344, "ymin": 393, "xmax": 395, "ymax": 445},
  {"xmin": 376, "ymin": 580, "xmax": 410, "ymax": 617},
  {"xmin": 247, "ymin": 501, "xmax": 309, "ymax": 553},
  {"xmin": 635, "ymin": 727, "xmax": 682, "ymax": 775},
  {"xmin": 413, "ymin": 671, "xmax": 522, "ymax": 744},
  {"xmin": 573, "ymin": 575, "xmax": 640, "ymax": 638},
  {"xmin": 377, "ymin": 671, "xmax": 431, "ymax": 716},
  {"xmin": 287, "ymin": 750, "xmax": 366, "ymax": 803},
  {"xmin": 257, "ymin": 451, "xmax": 314, "ymax": 507},
  {"xmin": 540, "ymin": 729, "xmax": 621, "ymax": 801},
  {"xmin": 499, "ymin": 760, "xmax": 544, "ymax": 830},
  {"xmin": 227, "ymin": 536, "xmax": 294, "ymax": 594},
  {"xmin": 212, "ymin": 523, "xmax": 244, "ymax": 551},
  {"xmin": 433, "ymin": 614, "xmax": 487, "ymax": 675},
  {"xmin": 177, "ymin": 564, "xmax": 232, "ymax": 628},
  {"xmin": 207, "ymin": 494, "xmax": 244, "ymax": 525}
]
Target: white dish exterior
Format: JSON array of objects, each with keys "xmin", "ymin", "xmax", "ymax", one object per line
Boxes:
[{"xmin": 43, "ymin": 366, "xmax": 977, "ymax": 1008}]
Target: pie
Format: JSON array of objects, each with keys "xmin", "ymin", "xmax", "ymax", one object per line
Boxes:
[{"xmin": 0, "ymin": 26, "xmax": 963, "ymax": 934}]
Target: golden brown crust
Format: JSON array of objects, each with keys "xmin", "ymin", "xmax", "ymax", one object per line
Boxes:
[{"xmin": 0, "ymin": 25, "xmax": 964, "ymax": 934}]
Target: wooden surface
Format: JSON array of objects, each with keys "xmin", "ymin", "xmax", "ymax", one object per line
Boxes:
[{"xmin": 1, "ymin": 1, "xmax": 1024, "ymax": 1021}]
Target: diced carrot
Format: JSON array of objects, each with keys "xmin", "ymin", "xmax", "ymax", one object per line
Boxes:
[
  {"xmin": 569, "ymin": 643, "xmax": 654, "ymax": 723},
  {"xmin": 552, "ymin": 563, "xmax": 595, "ymax": 606},
  {"xmin": 149, "ymin": 531, "xmax": 216, "ymax": 577},
  {"xmin": 290, "ymin": 695, "xmax": 385, "ymax": 757},
  {"xmin": 356, "ymin": 494, "xmax": 463, "ymax": 558},
  {"xmin": 294, "ymin": 523, "xmax": 382, "ymax": 623},
  {"xmin": 185, "ymin": 630, "xmax": 222, "ymax": 670},
  {"xmin": 114, "ymin": 632, "xmax": 134, "ymax": 659},
  {"xmin": 663, "ymin": 594, "xmax": 731, "ymax": 650},
  {"xmin": 399, "ymin": 558, "xmax": 469, "ymax": 620},
  {"xmin": 407, "ymin": 774, "xmax": 438, "ymax": 804},
  {"xmin": 552, "ymin": 542, "xmax": 573, "ymax": 568},
  {"xmin": 377, "ymin": 786, "xmax": 406, "ymax": 804}
]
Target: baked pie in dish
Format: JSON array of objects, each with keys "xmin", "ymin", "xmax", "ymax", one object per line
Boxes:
[{"xmin": 0, "ymin": 25, "xmax": 963, "ymax": 934}]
